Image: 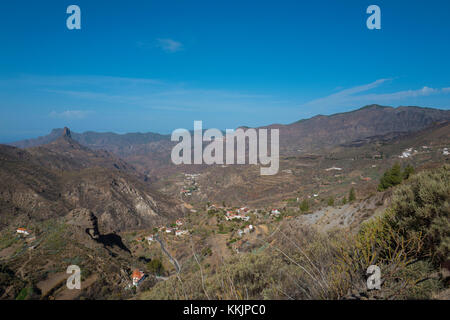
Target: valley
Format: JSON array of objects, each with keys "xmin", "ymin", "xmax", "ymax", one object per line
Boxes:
[{"xmin": 1, "ymin": 105, "xmax": 449, "ymax": 300}]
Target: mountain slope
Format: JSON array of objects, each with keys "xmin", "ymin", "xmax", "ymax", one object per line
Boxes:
[
  {"xmin": 269, "ymin": 105, "xmax": 450, "ymax": 153},
  {"xmin": 0, "ymin": 130, "xmax": 182, "ymax": 232}
]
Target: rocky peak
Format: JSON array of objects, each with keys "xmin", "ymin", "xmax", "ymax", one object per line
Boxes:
[{"xmin": 63, "ymin": 127, "xmax": 72, "ymax": 138}]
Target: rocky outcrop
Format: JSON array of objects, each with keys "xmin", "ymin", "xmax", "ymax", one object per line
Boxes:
[{"xmin": 66, "ymin": 208, "xmax": 100, "ymax": 239}]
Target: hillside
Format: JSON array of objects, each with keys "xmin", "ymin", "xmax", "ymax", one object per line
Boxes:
[
  {"xmin": 138, "ymin": 164, "xmax": 449, "ymax": 300},
  {"xmin": 1, "ymin": 105, "xmax": 449, "ymax": 300},
  {"xmin": 154, "ymin": 120, "xmax": 450, "ymax": 208},
  {"xmin": 270, "ymin": 105, "xmax": 450, "ymax": 153},
  {"xmin": 0, "ymin": 129, "xmax": 182, "ymax": 232}
]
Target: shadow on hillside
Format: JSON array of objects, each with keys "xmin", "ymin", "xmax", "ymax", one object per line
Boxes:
[
  {"xmin": 97, "ymin": 233, "xmax": 131, "ymax": 253},
  {"xmin": 86, "ymin": 228, "xmax": 131, "ymax": 254}
]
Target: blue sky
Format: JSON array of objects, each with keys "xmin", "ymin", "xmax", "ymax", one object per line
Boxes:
[{"xmin": 0, "ymin": 0, "xmax": 450, "ymax": 142}]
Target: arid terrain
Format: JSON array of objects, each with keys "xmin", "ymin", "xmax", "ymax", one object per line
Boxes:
[{"xmin": 1, "ymin": 105, "xmax": 449, "ymax": 300}]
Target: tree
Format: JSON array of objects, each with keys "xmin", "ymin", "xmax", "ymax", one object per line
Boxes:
[
  {"xmin": 390, "ymin": 163, "xmax": 403, "ymax": 184},
  {"xmin": 378, "ymin": 163, "xmax": 399, "ymax": 191},
  {"xmin": 378, "ymin": 163, "xmax": 415, "ymax": 191},
  {"xmin": 147, "ymin": 259, "xmax": 164, "ymax": 275},
  {"xmin": 327, "ymin": 197, "xmax": 334, "ymax": 207},
  {"xmin": 342, "ymin": 197, "xmax": 347, "ymax": 205},
  {"xmin": 348, "ymin": 187, "xmax": 356, "ymax": 202},
  {"xmin": 403, "ymin": 164, "xmax": 415, "ymax": 180},
  {"xmin": 300, "ymin": 199, "xmax": 309, "ymax": 213}
]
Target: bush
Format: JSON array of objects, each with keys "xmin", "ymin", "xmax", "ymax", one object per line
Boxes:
[
  {"xmin": 139, "ymin": 166, "xmax": 449, "ymax": 300},
  {"xmin": 348, "ymin": 187, "xmax": 356, "ymax": 202},
  {"xmin": 327, "ymin": 197, "xmax": 335, "ymax": 206},
  {"xmin": 300, "ymin": 200, "xmax": 309, "ymax": 213},
  {"xmin": 403, "ymin": 164, "xmax": 415, "ymax": 180},
  {"xmin": 147, "ymin": 258, "xmax": 164, "ymax": 275},
  {"xmin": 385, "ymin": 164, "xmax": 449, "ymax": 265}
]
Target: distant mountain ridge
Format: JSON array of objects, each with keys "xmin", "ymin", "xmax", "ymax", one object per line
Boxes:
[
  {"xmin": 9, "ymin": 105, "xmax": 450, "ymax": 173},
  {"xmin": 12, "ymin": 128, "xmax": 169, "ymax": 149},
  {"xmin": 268, "ymin": 105, "xmax": 450, "ymax": 153}
]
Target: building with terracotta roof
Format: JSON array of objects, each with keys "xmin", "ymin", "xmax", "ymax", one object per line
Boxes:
[
  {"xmin": 132, "ymin": 269, "xmax": 145, "ymax": 286},
  {"xmin": 16, "ymin": 228, "xmax": 30, "ymax": 235}
]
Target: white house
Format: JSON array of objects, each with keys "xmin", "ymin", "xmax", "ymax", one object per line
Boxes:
[
  {"xmin": 271, "ymin": 209, "xmax": 281, "ymax": 216},
  {"xmin": 175, "ymin": 230, "xmax": 188, "ymax": 237},
  {"xmin": 238, "ymin": 225, "xmax": 254, "ymax": 237},
  {"xmin": 146, "ymin": 235, "xmax": 154, "ymax": 243},
  {"xmin": 176, "ymin": 219, "xmax": 183, "ymax": 226},
  {"xmin": 244, "ymin": 225, "xmax": 254, "ymax": 234},
  {"xmin": 226, "ymin": 212, "xmax": 250, "ymax": 221},
  {"xmin": 325, "ymin": 167, "xmax": 342, "ymax": 171},
  {"xmin": 16, "ymin": 228, "xmax": 30, "ymax": 236},
  {"xmin": 237, "ymin": 207, "xmax": 249, "ymax": 214}
]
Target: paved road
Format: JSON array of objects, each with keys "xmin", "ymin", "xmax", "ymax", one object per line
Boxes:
[{"xmin": 155, "ymin": 234, "xmax": 181, "ymax": 273}]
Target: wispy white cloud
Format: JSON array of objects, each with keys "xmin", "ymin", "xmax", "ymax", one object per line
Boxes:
[
  {"xmin": 49, "ymin": 110, "xmax": 93, "ymax": 119},
  {"xmin": 302, "ymin": 79, "xmax": 450, "ymax": 111},
  {"xmin": 155, "ymin": 38, "xmax": 183, "ymax": 53},
  {"xmin": 39, "ymin": 76, "xmax": 281, "ymax": 113}
]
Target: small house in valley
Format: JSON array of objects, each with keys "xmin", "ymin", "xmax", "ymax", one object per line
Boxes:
[
  {"xmin": 16, "ymin": 228, "xmax": 30, "ymax": 236},
  {"xmin": 132, "ymin": 269, "xmax": 146, "ymax": 286}
]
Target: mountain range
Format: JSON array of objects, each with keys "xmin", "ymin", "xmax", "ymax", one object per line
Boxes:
[
  {"xmin": 9, "ymin": 105, "xmax": 450, "ymax": 175},
  {"xmin": 1, "ymin": 104, "xmax": 449, "ymax": 300}
]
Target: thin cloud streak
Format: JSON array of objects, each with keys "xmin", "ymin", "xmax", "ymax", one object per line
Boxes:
[
  {"xmin": 302, "ymin": 79, "xmax": 450, "ymax": 112},
  {"xmin": 156, "ymin": 38, "xmax": 183, "ymax": 53},
  {"xmin": 49, "ymin": 110, "xmax": 93, "ymax": 120},
  {"xmin": 36, "ymin": 75, "xmax": 287, "ymax": 113}
]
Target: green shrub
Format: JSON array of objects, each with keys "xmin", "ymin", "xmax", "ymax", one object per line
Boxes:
[
  {"xmin": 403, "ymin": 164, "xmax": 415, "ymax": 180},
  {"xmin": 348, "ymin": 187, "xmax": 356, "ymax": 202},
  {"xmin": 385, "ymin": 164, "xmax": 449, "ymax": 264},
  {"xmin": 147, "ymin": 258, "xmax": 164, "ymax": 275},
  {"xmin": 300, "ymin": 200, "xmax": 309, "ymax": 213},
  {"xmin": 327, "ymin": 197, "xmax": 335, "ymax": 206},
  {"xmin": 378, "ymin": 163, "xmax": 415, "ymax": 191}
]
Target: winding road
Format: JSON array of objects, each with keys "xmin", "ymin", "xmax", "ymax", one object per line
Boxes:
[{"xmin": 155, "ymin": 234, "xmax": 181, "ymax": 273}]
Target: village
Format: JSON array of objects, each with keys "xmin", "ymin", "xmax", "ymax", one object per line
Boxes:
[
  {"xmin": 4, "ymin": 140, "xmax": 448, "ymax": 295},
  {"xmin": 123, "ymin": 203, "xmax": 288, "ymax": 288},
  {"xmin": 180, "ymin": 173, "xmax": 201, "ymax": 196}
]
